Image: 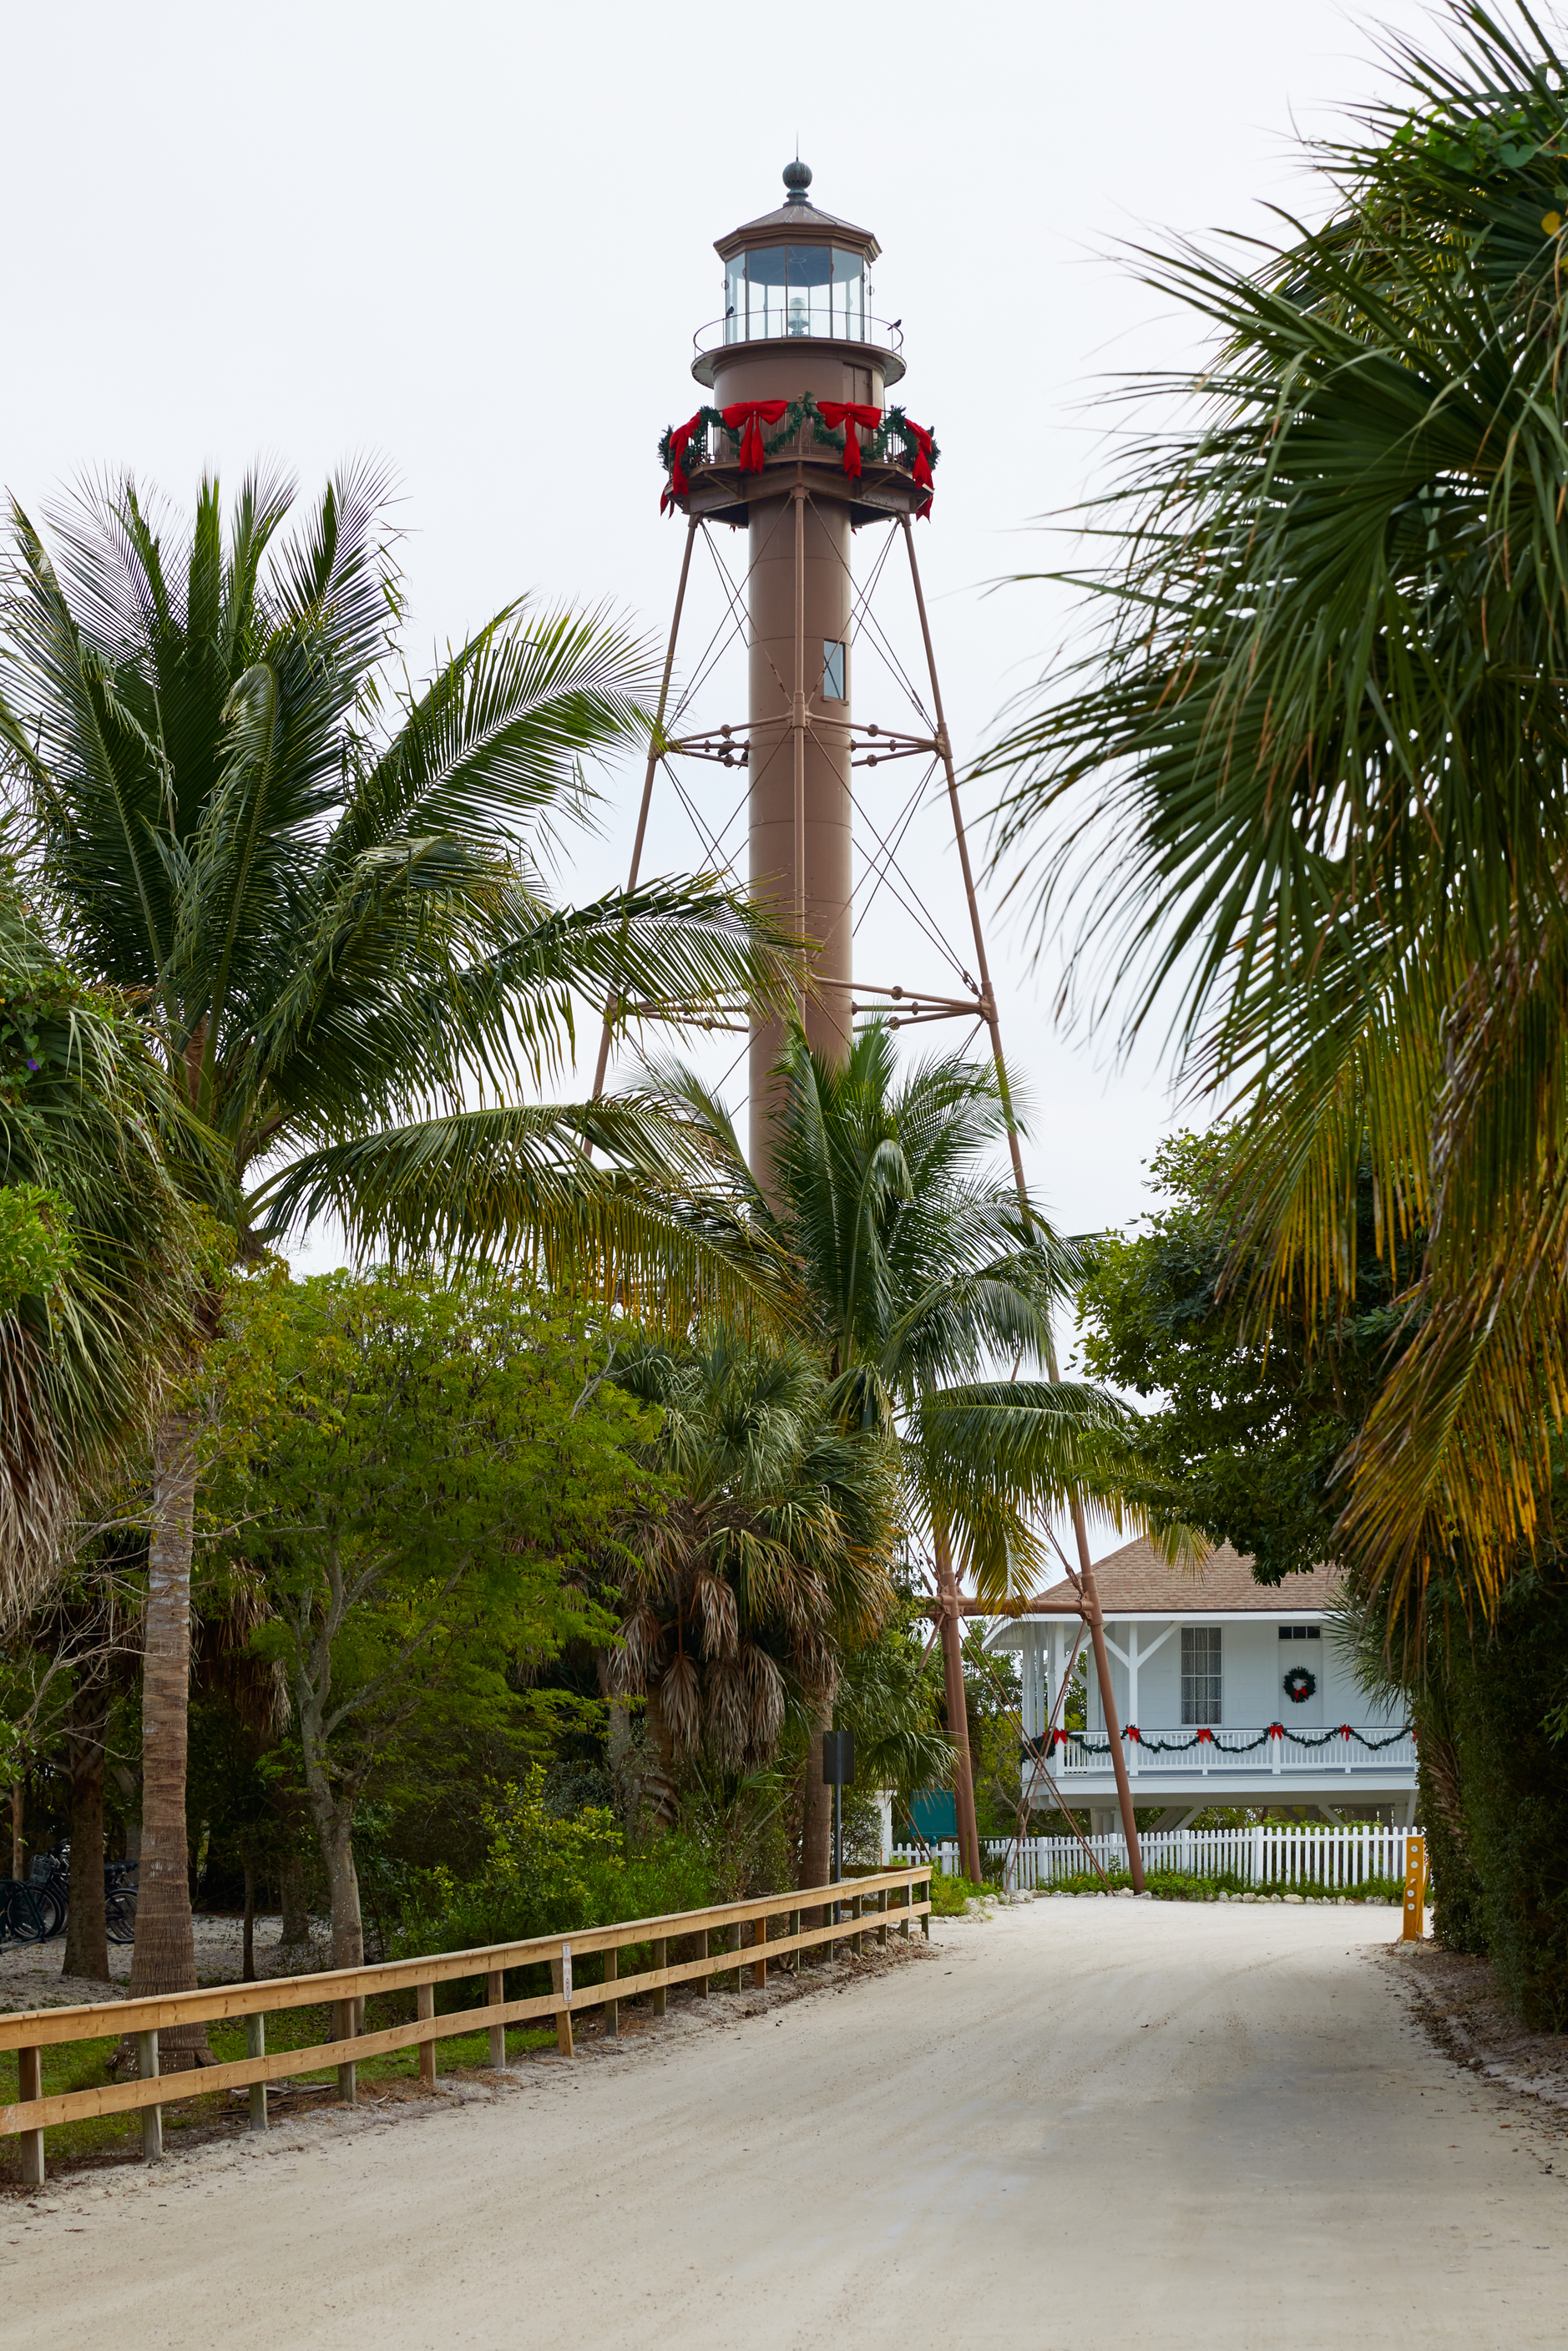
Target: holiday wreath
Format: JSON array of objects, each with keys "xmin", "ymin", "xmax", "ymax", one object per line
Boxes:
[
  {"xmin": 1282, "ymin": 1666, "xmax": 1318, "ymax": 1704},
  {"xmin": 658, "ymin": 395, "xmax": 938, "ymax": 514}
]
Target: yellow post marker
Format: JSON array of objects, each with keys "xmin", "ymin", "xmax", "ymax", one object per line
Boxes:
[{"xmin": 1401, "ymin": 1833, "xmax": 1428, "ymax": 1941}]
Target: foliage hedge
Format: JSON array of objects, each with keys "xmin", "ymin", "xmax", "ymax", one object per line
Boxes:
[{"xmin": 1441, "ymin": 1574, "xmax": 1568, "ymax": 2030}]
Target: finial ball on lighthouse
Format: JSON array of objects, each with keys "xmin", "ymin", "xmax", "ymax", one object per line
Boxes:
[{"xmin": 782, "ymin": 158, "xmax": 813, "ymax": 203}]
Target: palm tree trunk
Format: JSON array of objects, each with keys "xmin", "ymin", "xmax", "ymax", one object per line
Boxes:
[
  {"xmin": 62, "ymin": 1678, "xmax": 109, "ymax": 1983},
  {"xmin": 933, "ymin": 1523, "xmax": 983, "ymax": 1883},
  {"xmin": 127, "ymin": 1408, "xmax": 209, "ymax": 2064}
]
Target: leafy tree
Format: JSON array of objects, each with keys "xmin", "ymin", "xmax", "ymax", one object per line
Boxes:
[
  {"xmin": 0, "ymin": 889, "xmax": 200, "ymax": 1613},
  {"xmin": 201, "ymin": 1265, "xmax": 656, "ymax": 1969},
  {"xmin": 0, "ymin": 466, "xmax": 796, "ymax": 2026},
  {"xmin": 984, "ymin": 0, "xmax": 1568, "ymax": 1619},
  {"xmin": 1075, "ymin": 1130, "xmax": 1417, "ymax": 1584}
]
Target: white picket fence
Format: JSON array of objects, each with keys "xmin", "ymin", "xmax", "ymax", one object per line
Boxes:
[{"xmin": 893, "ymin": 1820, "xmax": 1418, "ymax": 1892}]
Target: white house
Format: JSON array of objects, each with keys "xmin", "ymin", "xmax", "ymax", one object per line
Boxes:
[{"xmin": 986, "ymin": 1536, "xmax": 1418, "ymax": 1829}]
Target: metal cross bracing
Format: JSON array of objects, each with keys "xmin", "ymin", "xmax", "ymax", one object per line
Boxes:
[{"xmin": 588, "ymin": 504, "xmax": 996, "ymax": 1115}]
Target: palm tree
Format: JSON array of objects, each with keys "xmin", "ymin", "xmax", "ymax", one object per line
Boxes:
[
  {"xmin": 982, "ymin": 1, "xmax": 1568, "ymax": 1625},
  {"xmin": 0, "ymin": 466, "xmax": 797, "ymax": 2034},
  {"xmin": 645, "ymin": 1023, "xmax": 1130, "ymax": 1883},
  {"xmin": 0, "ymin": 882, "xmax": 200, "ymax": 1616},
  {"xmin": 608, "ymin": 1333, "xmax": 898, "ymax": 1830}
]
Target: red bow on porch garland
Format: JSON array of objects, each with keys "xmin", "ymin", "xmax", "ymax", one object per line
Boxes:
[
  {"xmin": 1267, "ymin": 1722, "xmax": 1285, "ymax": 1739},
  {"xmin": 903, "ymin": 417, "xmax": 936, "ymax": 516},
  {"xmin": 1338, "ymin": 1724, "xmax": 1353, "ymax": 1738},
  {"xmin": 1051, "ymin": 1727, "xmax": 1068, "ymax": 1747},
  {"xmin": 1125, "ymin": 1726, "xmax": 1141, "ymax": 1742},
  {"xmin": 660, "ymin": 413, "xmax": 705, "ymax": 513},
  {"xmin": 722, "ymin": 400, "xmax": 790, "ymax": 473},
  {"xmin": 1196, "ymin": 1727, "xmax": 1214, "ymax": 1743},
  {"xmin": 816, "ymin": 399, "xmax": 883, "ymax": 478}
]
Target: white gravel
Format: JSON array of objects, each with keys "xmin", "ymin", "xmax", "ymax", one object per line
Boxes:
[
  {"xmin": 2, "ymin": 1900, "xmax": 1563, "ymax": 2346},
  {"xmin": 0, "ymin": 1914, "xmax": 324, "ymax": 2010}
]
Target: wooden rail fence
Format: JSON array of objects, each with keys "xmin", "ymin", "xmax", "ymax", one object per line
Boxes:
[{"xmin": 0, "ymin": 1865, "xmax": 931, "ymax": 2186}]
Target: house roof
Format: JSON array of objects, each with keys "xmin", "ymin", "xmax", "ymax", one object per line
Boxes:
[{"xmin": 1039, "ymin": 1534, "xmax": 1339, "ymax": 1616}]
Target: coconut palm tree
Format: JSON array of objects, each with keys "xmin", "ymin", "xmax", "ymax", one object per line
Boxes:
[
  {"xmin": 608, "ymin": 1333, "xmax": 898, "ymax": 1827},
  {"xmin": 644, "ymin": 1023, "xmax": 1130, "ymax": 1883},
  {"xmin": 0, "ymin": 466, "xmax": 797, "ymax": 2033},
  {"xmin": 982, "ymin": 1, "xmax": 1568, "ymax": 1623}
]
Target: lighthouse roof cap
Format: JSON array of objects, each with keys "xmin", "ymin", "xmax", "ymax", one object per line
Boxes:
[{"xmin": 714, "ymin": 161, "xmax": 880, "ymax": 262}]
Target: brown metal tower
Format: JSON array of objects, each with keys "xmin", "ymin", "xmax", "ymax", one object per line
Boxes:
[{"xmin": 591, "ymin": 162, "xmax": 1145, "ymax": 1892}]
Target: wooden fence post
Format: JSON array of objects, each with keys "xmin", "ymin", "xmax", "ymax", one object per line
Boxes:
[
  {"xmin": 603, "ymin": 1947, "xmax": 619, "ymax": 2037},
  {"xmin": 752, "ymin": 1917, "xmax": 766, "ymax": 1991},
  {"xmin": 851, "ymin": 1894, "xmax": 864, "ymax": 1956},
  {"xmin": 245, "ymin": 2014, "xmax": 267, "ymax": 2133},
  {"xmin": 788, "ymin": 1908, "xmax": 801, "ymax": 1970},
  {"xmin": 652, "ymin": 1937, "xmax": 667, "ymax": 2017},
  {"xmin": 488, "ymin": 1968, "xmax": 506, "ymax": 2069},
  {"xmin": 921, "ymin": 1876, "xmax": 931, "ymax": 1939},
  {"xmin": 699, "ymin": 1928, "xmax": 711, "ymax": 1997},
  {"xmin": 899, "ymin": 1884, "xmax": 910, "ymax": 1941},
  {"xmin": 550, "ymin": 1944, "xmax": 574, "ymax": 2055},
  {"xmin": 335, "ymin": 2000, "xmax": 357, "ymax": 2105},
  {"xmin": 138, "ymin": 2030, "xmax": 162, "ymax": 2162},
  {"xmin": 17, "ymin": 2046, "xmax": 43, "ymax": 2187},
  {"xmin": 726, "ymin": 1921, "xmax": 741, "ymax": 1990},
  {"xmin": 877, "ymin": 1888, "xmax": 888, "ymax": 1949},
  {"xmin": 417, "ymin": 1981, "xmax": 436, "ymax": 2086}
]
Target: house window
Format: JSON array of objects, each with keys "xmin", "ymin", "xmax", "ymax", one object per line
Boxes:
[
  {"xmin": 1181, "ymin": 1626, "xmax": 1222, "ymax": 1725},
  {"xmin": 1277, "ymin": 1625, "xmax": 1322, "ymax": 1641},
  {"xmin": 822, "ymin": 639, "xmax": 846, "ymax": 700}
]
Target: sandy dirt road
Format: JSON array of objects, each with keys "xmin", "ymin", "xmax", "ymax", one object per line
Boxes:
[{"xmin": 5, "ymin": 1900, "xmax": 1564, "ymax": 2348}]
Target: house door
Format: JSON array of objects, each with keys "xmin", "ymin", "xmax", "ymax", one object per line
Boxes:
[{"xmin": 1277, "ymin": 1625, "xmax": 1324, "ymax": 1726}]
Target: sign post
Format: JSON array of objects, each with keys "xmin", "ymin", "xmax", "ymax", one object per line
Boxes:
[
  {"xmin": 822, "ymin": 1729, "xmax": 856, "ymax": 1916},
  {"xmin": 1401, "ymin": 1833, "xmax": 1428, "ymax": 1941}
]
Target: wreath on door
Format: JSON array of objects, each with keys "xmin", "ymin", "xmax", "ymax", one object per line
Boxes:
[{"xmin": 1282, "ymin": 1666, "xmax": 1318, "ymax": 1704}]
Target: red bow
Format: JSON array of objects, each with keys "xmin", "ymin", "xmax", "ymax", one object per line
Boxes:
[
  {"xmin": 903, "ymin": 417, "xmax": 935, "ymax": 516},
  {"xmin": 1267, "ymin": 1723, "xmax": 1284, "ymax": 1739},
  {"xmin": 1125, "ymin": 1725, "xmax": 1141, "ymax": 1742},
  {"xmin": 722, "ymin": 400, "xmax": 790, "ymax": 473},
  {"xmin": 1051, "ymin": 1727, "xmax": 1067, "ymax": 1747},
  {"xmin": 660, "ymin": 412, "xmax": 703, "ymax": 513},
  {"xmin": 1196, "ymin": 1727, "xmax": 1214, "ymax": 1743},
  {"xmin": 1338, "ymin": 1724, "xmax": 1353, "ymax": 1738},
  {"xmin": 816, "ymin": 399, "xmax": 882, "ymax": 478}
]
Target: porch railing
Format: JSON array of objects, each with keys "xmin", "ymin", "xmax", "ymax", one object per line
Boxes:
[
  {"xmin": 0, "ymin": 1865, "xmax": 930, "ymax": 2188},
  {"xmin": 895, "ymin": 1823, "xmax": 1419, "ymax": 1893},
  {"xmin": 1048, "ymin": 1722, "xmax": 1416, "ymax": 1778}
]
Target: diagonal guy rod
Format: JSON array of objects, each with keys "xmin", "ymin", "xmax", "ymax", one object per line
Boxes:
[
  {"xmin": 590, "ymin": 518, "xmax": 698, "ymax": 1109},
  {"xmin": 897, "ymin": 513, "xmax": 1146, "ymax": 1896}
]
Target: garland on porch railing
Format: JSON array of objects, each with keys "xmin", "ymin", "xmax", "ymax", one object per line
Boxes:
[
  {"xmin": 658, "ymin": 397, "xmax": 940, "ymax": 514},
  {"xmin": 1024, "ymin": 1722, "xmax": 1414, "ymax": 1762}
]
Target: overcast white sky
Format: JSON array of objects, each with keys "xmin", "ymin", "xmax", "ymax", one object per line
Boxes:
[{"xmin": 7, "ymin": 0, "xmax": 1445, "ymax": 1449}]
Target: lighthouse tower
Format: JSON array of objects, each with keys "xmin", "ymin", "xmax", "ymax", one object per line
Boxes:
[
  {"xmin": 692, "ymin": 162, "xmax": 919, "ymax": 1130},
  {"xmin": 588, "ymin": 161, "xmax": 1148, "ymax": 1896}
]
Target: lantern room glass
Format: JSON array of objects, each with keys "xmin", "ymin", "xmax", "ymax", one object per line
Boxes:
[{"xmin": 721, "ymin": 245, "xmax": 873, "ymax": 344}]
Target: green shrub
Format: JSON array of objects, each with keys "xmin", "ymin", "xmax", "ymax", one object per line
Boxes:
[
  {"xmin": 398, "ymin": 1767, "xmax": 715, "ymax": 1961},
  {"xmin": 928, "ymin": 1870, "xmax": 991, "ymax": 1915}
]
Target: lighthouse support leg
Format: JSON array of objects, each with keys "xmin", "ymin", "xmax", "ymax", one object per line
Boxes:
[
  {"xmin": 898, "ymin": 517, "xmax": 1146, "ymax": 1896},
  {"xmin": 589, "ymin": 516, "xmax": 700, "ymax": 1105}
]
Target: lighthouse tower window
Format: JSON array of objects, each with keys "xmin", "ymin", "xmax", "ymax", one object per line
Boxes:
[{"xmin": 822, "ymin": 640, "xmax": 846, "ymax": 701}]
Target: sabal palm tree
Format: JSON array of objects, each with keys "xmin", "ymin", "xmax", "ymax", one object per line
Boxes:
[
  {"xmin": 609, "ymin": 1333, "xmax": 898, "ymax": 1827},
  {"xmin": 982, "ymin": 0, "xmax": 1568, "ymax": 1623},
  {"xmin": 645, "ymin": 1023, "xmax": 1129, "ymax": 1883},
  {"xmin": 0, "ymin": 466, "xmax": 797, "ymax": 2031},
  {"xmin": 0, "ymin": 883, "xmax": 200, "ymax": 1615}
]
